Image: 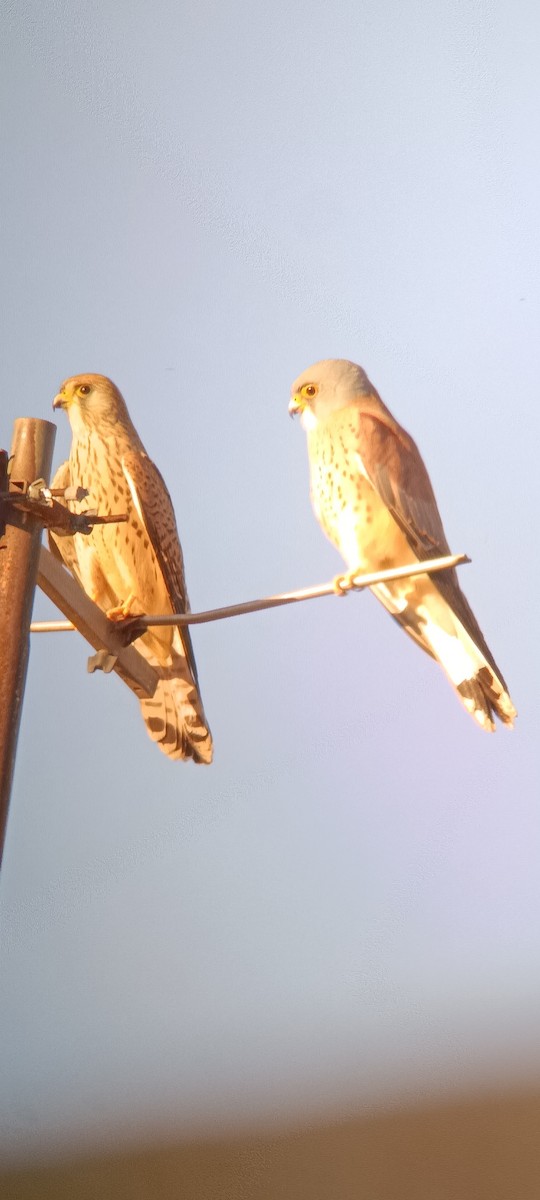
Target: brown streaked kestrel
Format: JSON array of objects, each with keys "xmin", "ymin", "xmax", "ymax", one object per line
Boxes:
[
  {"xmin": 289, "ymin": 358, "xmax": 516, "ymax": 731},
  {"xmin": 50, "ymin": 373, "xmax": 212, "ymax": 762}
]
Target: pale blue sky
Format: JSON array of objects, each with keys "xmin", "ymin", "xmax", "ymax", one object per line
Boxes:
[{"xmin": 1, "ymin": 0, "xmax": 539, "ymax": 1164}]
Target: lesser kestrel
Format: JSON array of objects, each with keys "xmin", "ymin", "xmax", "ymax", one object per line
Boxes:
[
  {"xmin": 51, "ymin": 374, "xmax": 212, "ymax": 762},
  {"xmin": 290, "ymin": 358, "xmax": 516, "ymax": 731}
]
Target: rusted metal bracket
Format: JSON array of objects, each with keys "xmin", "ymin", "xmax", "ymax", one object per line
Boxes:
[{"xmin": 0, "ymin": 478, "xmax": 128, "ymax": 537}]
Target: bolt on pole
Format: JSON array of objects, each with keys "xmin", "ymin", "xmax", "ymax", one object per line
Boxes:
[{"xmin": 0, "ymin": 418, "xmax": 56, "ymax": 864}]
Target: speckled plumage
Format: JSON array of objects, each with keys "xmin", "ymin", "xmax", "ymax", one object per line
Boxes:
[
  {"xmin": 290, "ymin": 359, "xmax": 516, "ymax": 731},
  {"xmin": 50, "ymin": 373, "xmax": 212, "ymax": 762}
]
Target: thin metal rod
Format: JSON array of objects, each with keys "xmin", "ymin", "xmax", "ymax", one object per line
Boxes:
[
  {"xmin": 31, "ymin": 618, "xmax": 80, "ymax": 633},
  {"xmin": 31, "ymin": 552, "xmax": 469, "ymax": 633},
  {"xmin": 0, "ymin": 418, "xmax": 56, "ymax": 864}
]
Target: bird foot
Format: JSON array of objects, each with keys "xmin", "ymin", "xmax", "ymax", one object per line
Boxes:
[
  {"xmin": 106, "ymin": 594, "xmax": 137, "ymax": 622},
  {"xmin": 333, "ymin": 572, "xmax": 356, "ymax": 595}
]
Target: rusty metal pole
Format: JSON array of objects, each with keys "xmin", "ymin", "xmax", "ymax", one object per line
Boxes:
[{"xmin": 0, "ymin": 418, "xmax": 56, "ymax": 864}]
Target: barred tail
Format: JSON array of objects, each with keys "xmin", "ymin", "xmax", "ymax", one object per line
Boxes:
[
  {"xmin": 372, "ymin": 581, "xmax": 517, "ymax": 732},
  {"xmin": 139, "ymin": 645, "xmax": 213, "ymax": 763}
]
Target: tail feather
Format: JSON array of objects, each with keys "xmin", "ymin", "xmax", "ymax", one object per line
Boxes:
[
  {"xmin": 415, "ymin": 611, "xmax": 517, "ymax": 732},
  {"xmin": 457, "ymin": 667, "xmax": 516, "ymax": 732},
  {"xmin": 372, "ymin": 582, "xmax": 516, "ymax": 731},
  {"xmin": 139, "ymin": 642, "xmax": 213, "ymax": 763}
]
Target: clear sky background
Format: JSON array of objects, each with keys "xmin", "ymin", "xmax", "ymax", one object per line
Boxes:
[{"xmin": 1, "ymin": 0, "xmax": 539, "ymax": 1165}]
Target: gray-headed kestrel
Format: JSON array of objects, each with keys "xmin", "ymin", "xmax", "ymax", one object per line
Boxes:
[
  {"xmin": 50, "ymin": 374, "xmax": 212, "ymax": 762},
  {"xmin": 289, "ymin": 359, "xmax": 516, "ymax": 731}
]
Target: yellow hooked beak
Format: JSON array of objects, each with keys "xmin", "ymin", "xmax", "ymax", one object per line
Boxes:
[
  {"xmin": 288, "ymin": 392, "xmax": 303, "ymax": 418},
  {"xmin": 53, "ymin": 391, "xmax": 67, "ymax": 410}
]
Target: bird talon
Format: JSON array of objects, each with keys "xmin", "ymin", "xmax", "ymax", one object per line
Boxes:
[
  {"xmin": 333, "ymin": 573, "xmax": 353, "ymax": 595},
  {"xmin": 106, "ymin": 595, "xmax": 136, "ymax": 622}
]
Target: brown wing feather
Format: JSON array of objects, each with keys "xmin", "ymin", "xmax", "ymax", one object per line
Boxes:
[
  {"xmin": 121, "ymin": 448, "xmax": 201, "ymax": 686},
  {"xmin": 356, "ymin": 408, "xmax": 508, "ymax": 687}
]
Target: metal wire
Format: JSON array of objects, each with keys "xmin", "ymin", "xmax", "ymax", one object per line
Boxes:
[{"xmin": 30, "ymin": 552, "xmax": 469, "ymax": 633}]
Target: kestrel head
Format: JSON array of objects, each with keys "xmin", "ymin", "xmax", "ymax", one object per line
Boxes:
[
  {"xmin": 53, "ymin": 373, "xmax": 129, "ymax": 431},
  {"xmin": 289, "ymin": 359, "xmax": 373, "ymax": 428}
]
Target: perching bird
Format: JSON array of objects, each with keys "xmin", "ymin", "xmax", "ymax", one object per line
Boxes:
[
  {"xmin": 50, "ymin": 373, "xmax": 212, "ymax": 763},
  {"xmin": 289, "ymin": 359, "xmax": 516, "ymax": 731}
]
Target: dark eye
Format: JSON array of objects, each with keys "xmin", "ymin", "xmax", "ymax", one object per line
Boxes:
[
  {"xmin": 78, "ymin": 385, "xmax": 90, "ymax": 395},
  {"xmin": 304, "ymin": 384, "xmax": 317, "ymax": 397}
]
